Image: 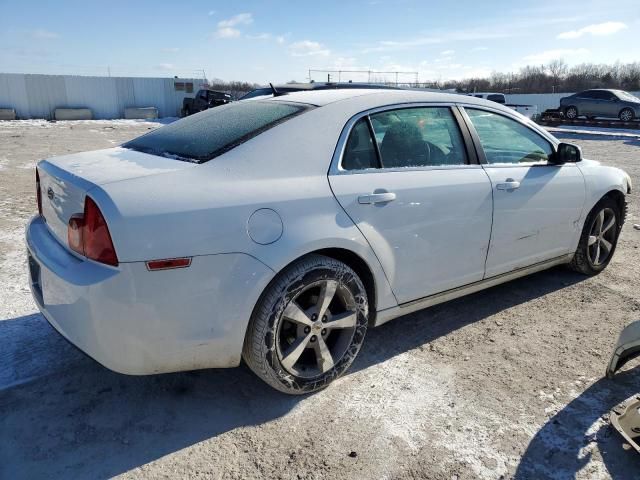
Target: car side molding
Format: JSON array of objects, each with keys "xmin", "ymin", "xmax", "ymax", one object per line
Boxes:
[{"xmin": 374, "ymin": 254, "xmax": 573, "ymax": 326}]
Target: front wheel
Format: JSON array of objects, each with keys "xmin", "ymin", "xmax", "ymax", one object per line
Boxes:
[
  {"xmin": 619, "ymin": 108, "xmax": 635, "ymax": 122},
  {"xmin": 569, "ymin": 197, "xmax": 621, "ymax": 275},
  {"xmin": 243, "ymin": 254, "xmax": 369, "ymax": 394}
]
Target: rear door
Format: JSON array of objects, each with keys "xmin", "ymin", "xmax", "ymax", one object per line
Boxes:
[
  {"xmin": 329, "ymin": 105, "xmax": 493, "ymax": 304},
  {"xmin": 462, "ymin": 107, "xmax": 585, "ymax": 277},
  {"xmin": 575, "ymin": 91, "xmax": 596, "ymax": 116}
]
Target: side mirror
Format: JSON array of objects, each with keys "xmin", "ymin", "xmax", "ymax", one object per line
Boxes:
[{"xmin": 555, "ymin": 142, "xmax": 582, "ymax": 164}]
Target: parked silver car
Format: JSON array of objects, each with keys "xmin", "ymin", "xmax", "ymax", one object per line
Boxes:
[{"xmin": 560, "ymin": 89, "xmax": 640, "ymax": 121}]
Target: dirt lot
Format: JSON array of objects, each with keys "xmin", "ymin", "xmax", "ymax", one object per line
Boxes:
[{"xmin": 1, "ymin": 120, "xmax": 639, "ymax": 480}]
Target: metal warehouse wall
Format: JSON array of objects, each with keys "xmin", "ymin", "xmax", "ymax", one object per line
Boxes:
[{"xmin": 0, "ymin": 73, "xmax": 204, "ymax": 119}]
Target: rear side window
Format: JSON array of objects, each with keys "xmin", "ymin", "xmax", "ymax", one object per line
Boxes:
[
  {"xmin": 342, "ymin": 119, "xmax": 379, "ymax": 170},
  {"xmin": 124, "ymin": 101, "xmax": 308, "ymax": 162},
  {"xmin": 370, "ymin": 107, "xmax": 467, "ymax": 168}
]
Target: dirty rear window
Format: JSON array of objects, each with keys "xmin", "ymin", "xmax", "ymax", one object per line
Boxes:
[{"xmin": 123, "ymin": 101, "xmax": 309, "ymax": 163}]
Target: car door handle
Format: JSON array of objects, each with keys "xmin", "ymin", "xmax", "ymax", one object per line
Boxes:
[
  {"xmin": 496, "ymin": 180, "xmax": 521, "ymax": 191},
  {"xmin": 358, "ymin": 192, "xmax": 397, "ymax": 204}
]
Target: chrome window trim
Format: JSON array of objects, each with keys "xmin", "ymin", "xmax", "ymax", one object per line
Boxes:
[{"xmin": 329, "ymin": 102, "xmax": 480, "ymax": 176}]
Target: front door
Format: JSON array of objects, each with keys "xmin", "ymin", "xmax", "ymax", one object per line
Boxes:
[
  {"xmin": 329, "ymin": 106, "xmax": 494, "ymax": 304},
  {"xmin": 463, "ymin": 107, "xmax": 586, "ymax": 278}
]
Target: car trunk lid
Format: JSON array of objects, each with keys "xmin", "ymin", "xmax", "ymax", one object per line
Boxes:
[{"xmin": 37, "ymin": 147, "xmax": 195, "ymax": 250}]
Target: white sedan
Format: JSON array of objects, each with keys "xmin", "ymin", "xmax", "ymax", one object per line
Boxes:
[{"xmin": 26, "ymin": 89, "xmax": 632, "ymax": 394}]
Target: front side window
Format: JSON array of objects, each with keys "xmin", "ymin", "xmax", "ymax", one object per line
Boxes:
[
  {"xmin": 369, "ymin": 107, "xmax": 467, "ymax": 168},
  {"xmin": 466, "ymin": 109, "xmax": 553, "ymax": 165},
  {"xmin": 124, "ymin": 101, "xmax": 308, "ymax": 162}
]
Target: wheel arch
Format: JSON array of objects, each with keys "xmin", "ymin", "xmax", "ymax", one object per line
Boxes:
[
  {"xmin": 255, "ymin": 247, "xmax": 381, "ymax": 326},
  {"xmin": 312, "ymin": 247, "xmax": 378, "ymax": 325},
  {"xmin": 602, "ymin": 189, "xmax": 627, "ymax": 224}
]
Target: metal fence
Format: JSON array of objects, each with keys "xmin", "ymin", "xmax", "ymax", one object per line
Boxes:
[{"xmin": 0, "ymin": 73, "xmax": 205, "ymax": 119}]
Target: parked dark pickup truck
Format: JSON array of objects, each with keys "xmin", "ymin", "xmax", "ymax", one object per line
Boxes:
[{"xmin": 182, "ymin": 89, "xmax": 232, "ymax": 116}]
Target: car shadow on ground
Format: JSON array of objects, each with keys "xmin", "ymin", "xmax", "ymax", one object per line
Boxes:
[
  {"xmin": 0, "ymin": 266, "xmax": 601, "ymax": 479},
  {"xmin": 514, "ymin": 369, "xmax": 640, "ymax": 479}
]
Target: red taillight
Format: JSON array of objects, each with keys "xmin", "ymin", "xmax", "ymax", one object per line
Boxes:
[
  {"xmin": 66, "ymin": 197, "xmax": 119, "ymax": 266},
  {"xmin": 36, "ymin": 169, "xmax": 42, "ymax": 216}
]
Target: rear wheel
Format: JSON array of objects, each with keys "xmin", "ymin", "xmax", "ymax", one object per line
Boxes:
[
  {"xmin": 619, "ymin": 108, "xmax": 634, "ymax": 122},
  {"xmin": 569, "ymin": 197, "xmax": 621, "ymax": 275},
  {"xmin": 565, "ymin": 106, "xmax": 578, "ymax": 119},
  {"xmin": 243, "ymin": 254, "xmax": 369, "ymax": 394}
]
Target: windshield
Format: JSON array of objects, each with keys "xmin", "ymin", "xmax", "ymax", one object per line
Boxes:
[
  {"xmin": 123, "ymin": 101, "xmax": 308, "ymax": 162},
  {"xmin": 616, "ymin": 90, "xmax": 640, "ymax": 102}
]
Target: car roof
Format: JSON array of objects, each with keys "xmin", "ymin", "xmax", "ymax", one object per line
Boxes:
[{"xmin": 268, "ymin": 88, "xmax": 516, "ymax": 112}]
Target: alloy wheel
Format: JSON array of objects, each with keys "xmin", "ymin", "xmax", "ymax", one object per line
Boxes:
[
  {"xmin": 620, "ymin": 109, "xmax": 633, "ymax": 122},
  {"xmin": 276, "ymin": 280, "xmax": 358, "ymax": 378},
  {"xmin": 566, "ymin": 107, "xmax": 578, "ymax": 119},
  {"xmin": 587, "ymin": 207, "xmax": 617, "ymax": 266}
]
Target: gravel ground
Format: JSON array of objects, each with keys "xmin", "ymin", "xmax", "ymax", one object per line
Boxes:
[{"xmin": 0, "ymin": 120, "xmax": 639, "ymax": 480}]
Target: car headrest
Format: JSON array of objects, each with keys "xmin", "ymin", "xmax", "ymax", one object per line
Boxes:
[{"xmin": 380, "ymin": 122, "xmax": 424, "ymax": 167}]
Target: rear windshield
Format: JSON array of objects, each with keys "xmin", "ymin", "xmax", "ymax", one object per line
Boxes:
[{"xmin": 123, "ymin": 101, "xmax": 308, "ymax": 162}]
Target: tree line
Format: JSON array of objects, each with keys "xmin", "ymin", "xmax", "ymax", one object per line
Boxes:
[
  {"xmin": 204, "ymin": 61, "xmax": 640, "ymax": 97},
  {"xmin": 438, "ymin": 61, "xmax": 640, "ymax": 94}
]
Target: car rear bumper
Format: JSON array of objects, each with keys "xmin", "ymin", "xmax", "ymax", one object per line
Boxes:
[{"xmin": 25, "ymin": 216, "xmax": 274, "ymax": 375}]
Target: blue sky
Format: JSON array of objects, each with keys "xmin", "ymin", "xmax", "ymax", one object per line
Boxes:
[{"xmin": 0, "ymin": 0, "xmax": 638, "ymax": 84}]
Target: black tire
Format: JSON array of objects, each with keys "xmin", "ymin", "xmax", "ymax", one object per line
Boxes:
[
  {"xmin": 243, "ymin": 254, "xmax": 369, "ymax": 394},
  {"xmin": 184, "ymin": 106, "xmax": 191, "ymax": 116},
  {"xmin": 565, "ymin": 106, "xmax": 578, "ymax": 119},
  {"xmin": 569, "ymin": 197, "xmax": 622, "ymax": 275},
  {"xmin": 619, "ymin": 108, "xmax": 634, "ymax": 122},
  {"xmin": 587, "ymin": 116, "xmax": 596, "ymax": 120}
]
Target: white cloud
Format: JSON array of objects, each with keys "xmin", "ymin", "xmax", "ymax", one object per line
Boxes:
[
  {"xmin": 246, "ymin": 33, "xmax": 272, "ymax": 40},
  {"xmin": 361, "ymin": 30, "xmax": 510, "ymax": 53},
  {"xmin": 30, "ymin": 29, "xmax": 59, "ymax": 39},
  {"xmin": 471, "ymin": 46, "xmax": 488, "ymax": 52},
  {"xmin": 216, "ymin": 27, "xmax": 241, "ymax": 38},
  {"xmin": 523, "ymin": 48, "xmax": 589, "ymax": 63},
  {"xmin": 156, "ymin": 63, "xmax": 174, "ymax": 70},
  {"xmin": 162, "ymin": 47, "xmax": 180, "ymax": 53},
  {"xmin": 276, "ymin": 35, "xmax": 285, "ymax": 45},
  {"xmin": 214, "ymin": 13, "xmax": 253, "ymax": 39},
  {"xmin": 440, "ymin": 49, "xmax": 455, "ymax": 56},
  {"xmin": 557, "ymin": 21, "xmax": 627, "ymax": 39},
  {"xmin": 218, "ymin": 13, "xmax": 253, "ymax": 28},
  {"xmin": 208, "ymin": 10, "xmax": 216, "ymax": 16},
  {"xmin": 289, "ymin": 40, "xmax": 330, "ymax": 57}
]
